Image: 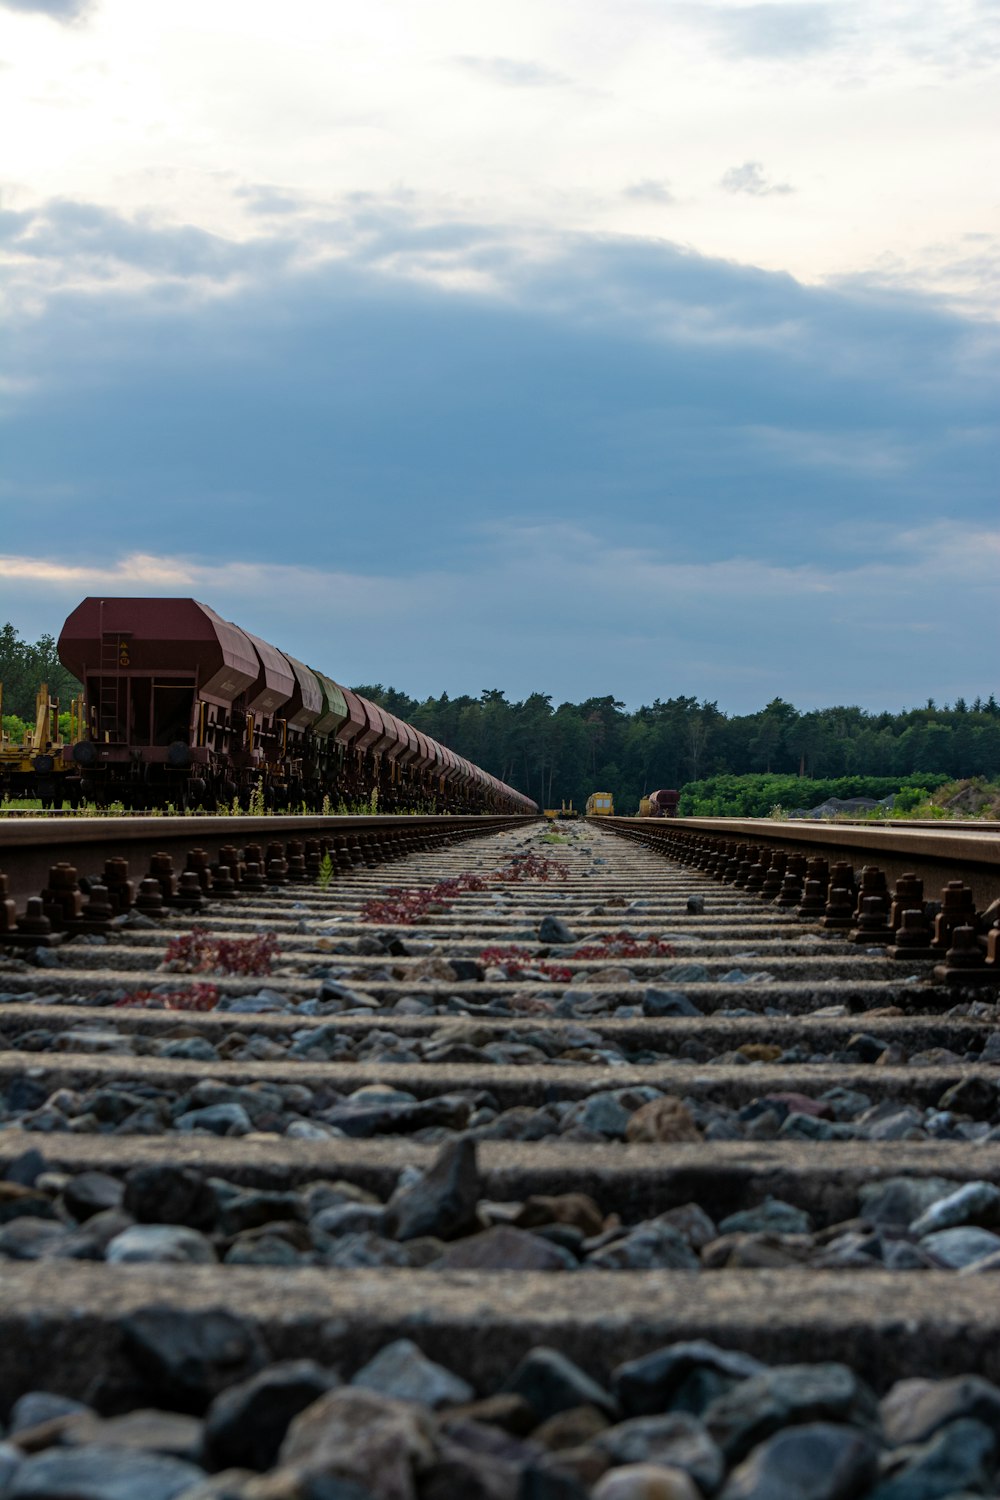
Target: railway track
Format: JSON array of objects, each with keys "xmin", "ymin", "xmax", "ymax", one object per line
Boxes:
[{"xmin": 0, "ymin": 814, "xmax": 998, "ymax": 1498}]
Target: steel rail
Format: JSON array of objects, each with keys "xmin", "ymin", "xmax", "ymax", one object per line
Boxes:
[
  {"xmin": 0, "ymin": 813, "xmax": 539, "ymax": 906},
  {"xmin": 609, "ymin": 815, "xmax": 1000, "ymax": 907}
]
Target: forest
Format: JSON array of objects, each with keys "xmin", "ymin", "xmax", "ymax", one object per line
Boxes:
[
  {"xmin": 353, "ymin": 684, "xmax": 1000, "ymax": 815},
  {"xmin": 2, "ymin": 621, "xmax": 998, "ymax": 815}
]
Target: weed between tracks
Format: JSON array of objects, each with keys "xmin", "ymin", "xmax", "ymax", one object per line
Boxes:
[
  {"xmin": 571, "ymin": 932, "xmax": 678, "ymax": 961},
  {"xmin": 113, "ymin": 983, "xmax": 221, "ymax": 1012},
  {"xmin": 477, "ymin": 947, "xmax": 574, "ymax": 981},
  {"xmin": 162, "ymin": 928, "xmax": 280, "ymax": 977},
  {"xmin": 360, "ymin": 851, "xmax": 570, "ymax": 926},
  {"xmin": 113, "ymin": 929, "xmax": 280, "ymax": 1011}
]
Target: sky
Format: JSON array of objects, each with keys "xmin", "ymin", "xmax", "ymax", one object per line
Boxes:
[{"xmin": 1, "ymin": 0, "xmax": 998, "ymax": 714}]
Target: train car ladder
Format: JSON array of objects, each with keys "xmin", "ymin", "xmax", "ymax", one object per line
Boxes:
[{"xmin": 97, "ymin": 634, "xmax": 126, "ymax": 740}]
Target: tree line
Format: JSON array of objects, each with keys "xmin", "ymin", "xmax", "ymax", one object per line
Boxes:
[
  {"xmin": 0, "ymin": 624, "xmax": 81, "ymax": 726},
  {"xmin": 353, "ymin": 685, "xmax": 1000, "ymax": 814}
]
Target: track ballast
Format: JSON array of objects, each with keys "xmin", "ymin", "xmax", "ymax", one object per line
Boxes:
[{"xmin": 0, "ymin": 816, "xmax": 999, "ymax": 1499}]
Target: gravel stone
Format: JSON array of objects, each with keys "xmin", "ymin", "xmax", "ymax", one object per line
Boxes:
[
  {"xmin": 705, "ymin": 1364, "xmax": 879, "ymax": 1463},
  {"xmin": 7, "ymin": 1446, "xmax": 204, "ymax": 1500},
  {"xmin": 123, "ymin": 1165, "xmax": 217, "ymax": 1229},
  {"xmin": 204, "ymin": 1360, "xmax": 339, "ymax": 1471},
  {"xmin": 594, "ymin": 1414, "xmax": 725, "ymax": 1492},
  {"xmin": 383, "ymin": 1137, "xmax": 481, "ymax": 1241},
  {"xmin": 106, "ymin": 1225, "xmax": 218, "ymax": 1264},
  {"xmin": 615, "ymin": 1342, "xmax": 766, "ymax": 1419},
  {"xmin": 351, "ymin": 1339, "xmax": 473, "ymax": 1408},
  {"xmin": 504, "ymin": 1347, "xmax": 617, "ymax": 1422},
  {"xmin": 279, "ymin": 1387, "xmax": 437, "ymax": 1497},
  {"xmin": 122, "ymin": 1307, "xmax": 267, "ymax": 1412},
  {"xmin": 881, "ymin": 1375, "xmax": 1000, "ymax": 1447},
  {"xmin": 718, "ymin": 1421, "xmax": 880, "ymax": 1499}
]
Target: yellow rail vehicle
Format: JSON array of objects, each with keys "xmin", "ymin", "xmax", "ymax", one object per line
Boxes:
[
  {"xmin": 586, "ymin": 791, "xmax": 614, "ymax": 817},
  {"xmin": 0, "ymin": 684, "xmax": 85, "ymax": 807},
  {"xmin": 543, "ymin": 800, "xmax": 580, "ymax": 821}
]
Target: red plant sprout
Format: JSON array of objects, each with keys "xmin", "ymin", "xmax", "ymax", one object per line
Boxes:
[
  {"xmin": 360, "ymin": 858, "xmax": 568, "ymax": 925},
  {"xmin": 164, "ymin": 927, "xmax": 279, "ymax": 976},
  {"xmin": 478, "ymin": 946, "xmax": 573, "ymax": 982},
  {"xmin": 495, "ymin": 853, "xmax": 570, "ymax": 883},
  {"xmin": 361, "ymin": 871, "xmax": 498, "ymax": 925},
  {"xmin": 571, "ymin": 931, "xmax": 677, "ymax": 961},
  {"xmin": 113, "ymin": 982, "xmax": 220, "ymax": 1011}
]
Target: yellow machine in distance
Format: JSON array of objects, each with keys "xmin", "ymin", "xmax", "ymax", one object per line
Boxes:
[
  {"xmin": 0, "ymin": 683, "xmax": 86, "ymax": 806},
  {"xmin": 543, "ymin": 800, "xmax": 580, "ymax": 821},
  {"xmin": 586, "ymin": 791, "xmax": 614, "ymax": 817}
]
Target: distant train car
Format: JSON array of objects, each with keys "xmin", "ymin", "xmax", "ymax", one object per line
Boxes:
[
  {"xmin": 586, "ymin": 791, "xmax": 614, "ymax": 817},
  {"xmin": 56, "ymin": 597, "xmax": 538, "ymax": 815},
  {"xmin": 649, "ymin": 788, "xmax": 680, "ymax": 818}
]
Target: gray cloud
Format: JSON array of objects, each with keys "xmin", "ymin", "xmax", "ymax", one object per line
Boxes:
[
  {"xmin": 1, "ymin": 192, "xmax": 996, "ymax": 628},
  {"xmin": 712, "ymin": 2, "xmax": 843, "ymax": 58},
  {"xmin": 1, "ymin": 198, "xmax": 295, "ymax": 281},
  {"xmin": 720, "ymin": 161, "xmax": 794, "ymax": 197},
  {"xmin": 0, "ymin": 0, "xmax": 94, "ymax": 18},
  {"xmin": 624, "ymin": 179, "xmax": 676, "ymax": 205},
  {"xmin": 453, "ymin": 55, "xmax": 571, "ymax": 88}
]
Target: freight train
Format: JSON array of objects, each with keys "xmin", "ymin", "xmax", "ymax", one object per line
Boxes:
[
  {"xmin": 56, "ymin": 598, "xmax": 537, "ymax": 814},
  {"xmin": 638, "ymin": 788, "xmax": 680, "ymax": 818}
]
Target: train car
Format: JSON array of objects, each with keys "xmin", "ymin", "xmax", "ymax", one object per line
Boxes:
[
  {"xmin": 56, "ymin": 597, "xmax": 538, "ymax": 815},
  {"xmin": 649, "ymin": 788, "xmax": 680, "ymax": 818},
  {"xmin": 585, "ymin": 791, "xmax": 614, "ymax": 817}
]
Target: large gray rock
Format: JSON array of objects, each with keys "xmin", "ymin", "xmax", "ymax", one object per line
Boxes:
[
  {"xmin": 719, "ymin": 1198, "xmax": 813, "ymax": 1237},
  {"xmin": 280, "ymin": 1387, "xmax": 437, "ymax": 1498},
  {"xmin": 586, "ymin": 1223, "xmax": 699, "ymax": 1271},
  {"xmin": 436, "ymin": 1226, "xmax": 577, "ymax": 1272},
  {"xmin": 614, "ymin": 1342, "xmax": 765, "ymax": 1419},
  {"xmin": 594, "ymin": 1413, "xmax": 724, "ymax": 1493},
  {"xmin": 0, "ymin": 1443, "xmax": 21, "ymax": 1494},
  {"xmin": 561, "ymin": 1089, "xmax": 663, "ymax": 1139},
  {"xmin": 858, "ymin": 1177, "xmax": 962, "ymax": 1227},
  {"xmin": 642, "ymin": 989, "xmax": 701, "ymax": 1018},
  {"xmin": 0, "ymin": 1218, "xmax": 77, "ymax": 1260},
  {"xmin": 504, "ymin": 1347, "xmax": 617, "ymax": 1422},
  {"xmin": 8, "ymin": 1446, "xmax": 204, "ymax": 1500},
  {"xmin": 106, "ymin": 1225, "xmax": 217, "ymax": 1264},
  {"xmin": 9, "ymin": 1393, "xmax": 90, "ymax": 1433},
  {"xmin": 719, "ymin": 1421, "xmax": 880, "ymax": 1499},
  {"xmin": 351, "ymin": 1339, "xmax": 473, "ymax": 1408},
  {"xmin": 383, "ymin": 1138, "xmax": 481, "ymax": 1241},
  {"xmin": 174, "ymin": 1104, "xmax": 253, "ymax": 1136},
  {"xmin": 867, "ymin": 1417, "xmax": 997, "ymax": 1498},
  {"xmin": 539, "ymin": 916, "xmax": 579, "ymax": 945},
  {"xmin": 122, "ymin": 1307, "xmax": 267, "ymax": 1412},
  {"xmin": 910, "ymin": 1181, "xmax": 1000, "ymax": 1236},
  {"xmin": 123, "ymin": 1165, "xmax": 216, "ymax": 1229},
  {"xmin": 62, "ymin": 1171, "xmax": 124, "ymax": 1222},
  {"xmin": 920, "ymin": 1226, "xmax": 1000, "ymax": 1268},
  {"xmin": 881, "ymin": 1375, "xmax": 1000, "ymax": 1447},
  {"xmin": 204, "ymin": 1359, "xmax": 339, "ymax": 1471},
  {"xmin": 705, "ymin": 1364, "xmax": 879, "ymax": 1463}
]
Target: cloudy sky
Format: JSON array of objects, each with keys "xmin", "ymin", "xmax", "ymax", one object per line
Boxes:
[{"xmin": 1, "ymin": 0, "xmax": 997, "ymax": 713}]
